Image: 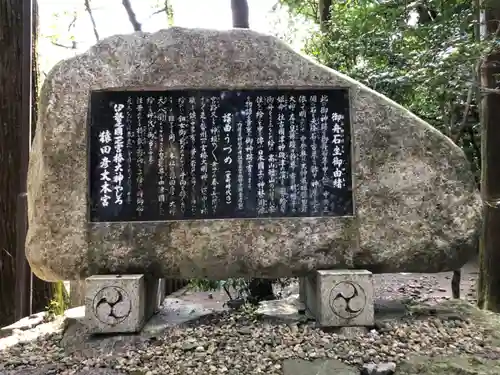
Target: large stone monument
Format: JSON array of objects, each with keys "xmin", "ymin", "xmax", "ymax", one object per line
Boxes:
[{"xmin": 26, "ymin": 27, "xmax": 481, "ymax": 333}]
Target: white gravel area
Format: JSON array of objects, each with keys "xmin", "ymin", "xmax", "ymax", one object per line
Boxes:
[{"xmin": 1, "ymin": 300, "xmax": 499, "ymax": 375}]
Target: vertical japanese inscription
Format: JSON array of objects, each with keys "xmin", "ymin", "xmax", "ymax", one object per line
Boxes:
[
  {"xmin": 237, "ymin": 113, "xmax": 244, "ymax": 211},
  {"xmin": 136, "ymin": 97, "xmax": 145, "ymax": 215},
  {"xmin": 89, "ymin": 89, "xmax": 352, "ymax": 223},
  {"xmin": 112, "ymin": 103, "xmax": 125, "ymax": 206},
  {"xmin": 288, "ymin": 95, "xmax": 298, "ymax": 212},
  {"xmin": 209, "ymin": 97, "xmax": 220, "ymax": 213},
  {"xmin": 167, "ymin": 97, "xmax": 177, "ymax": 216},
  {"xmin": 255, "ymin": 96, "xmax": 266, "ymax": 215},
  {"xmin": 309, "ymin": 94, "xmax": 320, "ymax": 214},
  {"xmin": 146, "ymin": 97, "xmax": 156, "ymax": 166},
  {"xmin": 157, "ymin": 96, "xmax": 167, "ymax": 213},
  {"xmin": 222, "ymin": 112, "xmax": 233, "ymax": 206},
  {"xmin": 125, "ymin": 97, "xmax": 133, "ymax": 205},
  {"xmin": 188, "ymin": 97, "xmax": 198, "ymax": 215},
  {"xmin": 332, "ymin": 112, "xmax": 347, "ymax": 189},
  {"xmin": 244, "ymin": 96, "xmax": 254, "ymax": 195},
  {"xmin": 276, "ymin": 95, "xmax": 287, "ymax": 214},
  {"xmin": 267, "ymin": 96, "xmax": 276, "ymax": 214},
  {"xmin": 320, "ymin": 95, "xmax": 330, "ymax": 213},
  {"xmin": 98, "ymin": 129, "xmax": 112, "ymax": 207},
  {"xmin": 178, "ymin": 97, "xmax": 187, "ymax": 214},
  {"xmin": 200, "ymin": 97, "xmax": 209, "ymax": 215},
  {"xmin": 298, "ymin": 95, "xmax": 308, "ymax": 213}
]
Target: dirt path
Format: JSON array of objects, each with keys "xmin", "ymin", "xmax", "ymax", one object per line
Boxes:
[{"xmin": 374, "ymin": 258, "xmax": 479, "ymax": 302}]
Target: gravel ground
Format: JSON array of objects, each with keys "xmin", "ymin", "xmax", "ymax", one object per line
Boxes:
[
  {"xmin": 0, "ymin": 306, "xmax": 497, "ymax": 375},
  {"xmin": 1, "ymin": 260, "xmax": 494, "ymax": 375}
]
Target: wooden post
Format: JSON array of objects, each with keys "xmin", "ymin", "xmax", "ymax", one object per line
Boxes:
[
  {"xmin": 477, "ymin": 0, "xmax": 500, "ymax": 311},
  {"xmin": 14, "ymin": 0, "xmax": 33, "ymax": 321}
]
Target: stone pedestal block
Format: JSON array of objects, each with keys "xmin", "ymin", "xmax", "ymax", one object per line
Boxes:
[
  {"xmin": 300, "ymin": 270, "xmax": 374, "ymax": 327},
  {"xmin": 85, "ymin": 274, "xmax": 156, "ymax": 334}
]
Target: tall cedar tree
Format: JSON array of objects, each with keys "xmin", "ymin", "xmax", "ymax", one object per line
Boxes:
[
  {"xmin": 477, "ymin": 0, "xmax": 500, "ymax": 311},
  {"xmin": 0, "ymin": 0, "xmax": 51, "ymax": 326}
]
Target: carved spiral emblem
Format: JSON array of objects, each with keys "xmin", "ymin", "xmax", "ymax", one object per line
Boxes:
[
  {"xmin": 329, "ymin": 281, "xmax": 366, "ymax": 319},
  {"xmin": 92, "ymin": 286, "xmax": 131, "ymax": 326}
]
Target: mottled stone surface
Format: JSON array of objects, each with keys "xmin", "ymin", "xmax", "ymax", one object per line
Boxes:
[
  {"xmin": 26, "ymin": 27, "xmax": 481, "ymax": 281},
  {"xmin": 306, "ymin": 270, "xmax": 375, "ymax": 327},
  {"xmin": 85, "ymin": 274, "xmax": 151, "ymax": 333}
]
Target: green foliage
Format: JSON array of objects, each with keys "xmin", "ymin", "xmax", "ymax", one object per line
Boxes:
[
  {"xmin": 189, "ymin": 277, "xmax": 296, "ymax": 303},
  {"xmin": 45, "ymin": 281, "xmax": 68, "ymax": 320},
  {"xmin": 280, "ymin": 0, "xmax": 491, "ymax": 181},
  {"xmin": 151, "ymin": 0, "xmax": 175, "ymax": 26},
  {"xmin": 189, "ymin": 278, "xmax": 250, "ymax": 300},
  {"xmin": 45, "ymin": 9, "xmax": 79, "ymax": 48}
]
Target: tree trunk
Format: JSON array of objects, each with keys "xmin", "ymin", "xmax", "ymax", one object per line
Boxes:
[
  {"xmin": 122, "ymin": 0, "xmax": 142, "ymax": 31},
  {"xmin": 231, "ymin": 0, "xmax": 249, "ymax": 28},
  {"xmin": 318, "ymin": 0, "xmax": 332, "ymax": 31},
  {"xmin": 0, "ymin": 0, "xmax": 23, "ymax": 326},
  {"xmin": 477, "ymin": 0, "xmax": 500, "ymax": 311},
  {"xmin": 0, "ymin": 0, "xmax": 50, "ymax": 326}
]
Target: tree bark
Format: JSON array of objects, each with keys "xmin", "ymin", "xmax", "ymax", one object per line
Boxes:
[
  {"xmin": 318, "ymin": 0, "xmax": 332, "ymax": 31},
  {"xmin": 0, "ymin": 0, "xmax": 51, "ymax": 326},
  {"xmin": 84, "ymin": 0, "xmax": 100, "ymax": 42},
  {"xmin": 122, "ymin": 0, "xmax": 142, "ymax": 32},
  {"xmin": 231, "ymin": 0, "xmax": 249, "ymax": 28},
  {"xmin": 0, "ymin": 0, "xmax": 23, "ymax": 326},
  {"xmin": 477, "ymin": 0, "xmax": 500, "ymax": 311}
]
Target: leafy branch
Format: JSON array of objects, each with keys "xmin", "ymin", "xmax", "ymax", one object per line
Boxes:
[
  {"xmin": 151, "ymin": 0, "xmax": 174, "ymax": 26},
  {"xmin": 51, "ymin": 40, "xmax": 78, "ymax": 49},
  {"xmin": 281, "ymin": 0, "xmax": 486, "ymax": 182},
  {"xmin": 452, "ymin": 22, "xmax": 500, "ymax": 144}
]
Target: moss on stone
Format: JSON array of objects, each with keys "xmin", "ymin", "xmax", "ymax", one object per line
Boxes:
[
  {"xmin": 398, "ymin": 355, "xmax": 500, "ymax": 375},
  {"xmin": 396, "ymin": 299, "xmax": 500, "ymax": 374}
]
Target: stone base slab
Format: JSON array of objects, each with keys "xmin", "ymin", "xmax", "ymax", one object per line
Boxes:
[{"xmin": 300, "ymin": 269, "xmax": 374, "ymax": 327}]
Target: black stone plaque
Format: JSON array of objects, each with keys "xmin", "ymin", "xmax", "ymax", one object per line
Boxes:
[{"xmin": 87, "ymin": 89, "xmax": 353, "ymax": 223}]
